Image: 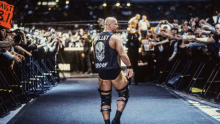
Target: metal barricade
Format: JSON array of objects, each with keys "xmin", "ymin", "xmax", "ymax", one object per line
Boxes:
[{"xmin": 0, "ymin": 44, "xmax": 62, "ymax": 117}]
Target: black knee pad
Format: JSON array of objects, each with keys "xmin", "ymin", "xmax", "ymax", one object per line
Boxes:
[
  {"xmin": 98, "ymin": 89, "xmax": 112, "ymax": 112},
  {"xmin": 116, "ymin": 84, "xmax": 129, "ymax": 103}
]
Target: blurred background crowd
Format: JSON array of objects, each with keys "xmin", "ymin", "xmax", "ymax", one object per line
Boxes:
[{"xmin": 1, "ymin": 0, "xmax": 220, "ymax": 118}]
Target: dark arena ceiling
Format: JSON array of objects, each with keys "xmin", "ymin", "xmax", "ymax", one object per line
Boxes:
[{"xmin": 11, "ymin": 0, "xmax": 220, "ymax": 29}]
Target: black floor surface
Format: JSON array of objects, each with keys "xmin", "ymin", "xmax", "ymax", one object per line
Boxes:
[{"xmin": 7, "ymin": 78, "xmax": 218, "ymax": 124}]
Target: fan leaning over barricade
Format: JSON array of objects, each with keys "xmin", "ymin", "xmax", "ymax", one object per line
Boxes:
[
  {"xmin": 9, "ymin": 29, "xmax": 62, "ymax": 69},
  {"xmin": 186, "ymin": 24, "xmax": 220, "ymax": 58},
  {"xmin": 149, "ymin": 28, "xmax": 181, "ymax": 62},
  {"xmin": 0, "ymin": 38, "xmax": 18, "ymax": 62},
  {"xmin": 0, "ymin": 27, "xmax": 28, "ymax": 68},
  {"xmin": 149, "ymin": 29, "xmax": 169, "ymax": 52},
  {"xmin": 179, "ymin": 28, "xmax": 206, "ymax": 47},
  {"xmin": 160, "ymin": 28, "xmax": 181, "ymax": 61},
  {"xmin": 8, "ymin": 29, "xmax": 36, "ymax": 69}
]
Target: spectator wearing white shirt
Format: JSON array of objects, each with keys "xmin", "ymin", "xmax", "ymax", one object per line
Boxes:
[{"xmin": 138, "ymin": 15, "xmax": 150, "ymax": 39}]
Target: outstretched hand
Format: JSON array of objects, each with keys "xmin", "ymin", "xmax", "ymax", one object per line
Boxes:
[
  {"xmin": 149, "ymin": 42, "xmax": 156, "ymax": 49},
  {"xmin": 168, "ymin": 57, "xmax": 173, "ymax": 61},
  {"xmin": 179, "ymin": 44, "xmax": 186, "ymax": 48},
  {"xmin": 13, "ymin": 56, "xmax": 22, "ymax": 63},
  {"xmin": 27, "ymin": 52, "xmax": 32, "ymax": 56}
]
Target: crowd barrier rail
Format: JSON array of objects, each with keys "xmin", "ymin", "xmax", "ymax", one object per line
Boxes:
[{"xmin": 0, "ymin": 49, "xmax": 65, "ymax": 117}]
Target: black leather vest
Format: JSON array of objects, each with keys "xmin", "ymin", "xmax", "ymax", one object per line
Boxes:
[{"xmin": 94, "ymin": 31, "xmax": 120, "ymax": 71}]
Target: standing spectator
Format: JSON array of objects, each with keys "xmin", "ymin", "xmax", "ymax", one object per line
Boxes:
[
  {"xmin": 138, "ymin": 15, "xmax": 150, "ymax": 39},
  {"xmin": 215, "ymin": 13, "xmax": 220, "ymax": 24},
  {"xmin": 126, "ymin": 28, "xmax": 141, "ymax": 85},
  {"xmin": 82, "ymin": 33, "xmax": 92, "ymax": 74}
]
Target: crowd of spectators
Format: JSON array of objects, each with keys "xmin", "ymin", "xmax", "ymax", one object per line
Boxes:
[
  {"xmin": 1, "ymin": 1, "xmax": 220, "ymax": 118},
  {"xmin": 130, "ymin": 14, "xmax": 220, "ymax": 89},
  {"xmin": 3, "ymin": 12, "xmax": 219, "ymax": 72},
  {"xmin": 141, "ymin": 16, "xmax": 220, "ymax": 62},
  {"xmin": 0, "ymin": 27, "xmax": 66, "ymax": 68}
]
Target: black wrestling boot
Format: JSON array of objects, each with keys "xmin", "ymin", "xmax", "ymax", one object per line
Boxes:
[
  {"xmin": 135, "ymin": 80, "xmax": 138, "ymax": 85},
  {"xmin": 112, "ymin": 110, "xmax": 122, "ymax": 124},
  {"xmin": 128, "ymin": 78, "xmax": 131, "ymax": 85},
  {"xmin": 105, "ymin": 119, "xmax": 110, "ymax": 124},
  {"xmin": 112, "ymin": 119, "xmax": 120, "ymax": 124}
]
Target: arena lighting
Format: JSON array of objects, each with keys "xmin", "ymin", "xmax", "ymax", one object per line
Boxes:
[
  {"xmin": 52, "ymin": 2, "xmax": 57, "ymax": 6},
  {"xmin": 103, "ymin": 3, "xmax": 107, "ymax": 7},
  {"xmin": 127, "ymin": 3, "xmax": 130, "ymax": 7},
  {"xmin": 25, "ymin": 5, "xmax": 28, "ymax": 9},
  {"xmin": 56, "ymin": 0, "xmax": 59, "ymax": 2},
  {"xmin": 48, "ymin": 2, "xmax": 57, "ymax": 6},
  {"xmin": 42, "ymin": 2, "xmax": 47, "ymax": 5},
  {"xmin": 66, "ymin": 1, "xmax": 69, "ymax": 4},
  {"xmin": 65, "ymin": 5, "xmax": 69, "ymax": 9},
  {"xmin": 37, "ymin": 2, "xmax": 41, "ymax": 5},
  {"xmin": 116, "ymin": 2, "xmax": 120, "ymax": 7}
]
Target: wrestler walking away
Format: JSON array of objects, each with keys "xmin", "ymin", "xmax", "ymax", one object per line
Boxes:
[{"xmin": 93, "ymin": 17, "xmax": 133, "ymax": 124}]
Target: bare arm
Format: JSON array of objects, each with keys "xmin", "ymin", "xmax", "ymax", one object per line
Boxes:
[
  {"xmin": 163, "ymin": 32, "xmax": 173, "ymax": 38},
  {"xmin": 202, "ymin": 30, "xmax": 211, "ymax": 35},
  {"xmin": 14, "ymin": 46, "xmax": 32, "ymax": 56},
  {"xmin": 154, "ymin": 39, "xmax": 169, "ymax": 45},
  {"xmin": 10, "ymin": 51, "xmax": 25, "ymax": 60},
  {"xmin": 0, "ymin": 41, "xmax": 12, "ymax": 47},
  {"xmin": 20, "ymin": 31, "xmax": 27, "ymax": 45},
  {"xmin": 138, "ymin": 26, "xmax": 141, "ymax": 35},
  {"xmin": 114, "ymin": 35, "xmax": 133, "ymax": 79},
  {"xmin": 10, "ymin": 51, "xmax": 18, "ymax": 55},
  {"xmin": 2, "ymin": 51, "xmax": 22, "ymax": 62},
  {"xmin": 174, "ymin": 36, "xmax": 184, "ymax": 41},
  {"xmin": 165, "ymin": 20, "xmax": 173, "ymax": 29},
  {"xmin": 169, "ymin": 52, "xmax": 177, "ymax": 61},
  {"xmin": 177, "ymin": 35, "xmax": 195, "ymax": 41},
  {"xmin": 201, "ymin": 24, "xmax": 213, "ymax": 31},
  {"xmin": 154, "ymin": 20, "xmax": 162, "ymax": 33},
  {"xmin": 147, "ymin": 20, "xmax": 150, "ymax": 28},
  {"xmin": 115, "ymin": 36, "xmax": 131, "ymax": 67},
  {"xmin": 193, "ymin": 37, "xmax": 215, "ymax": 44}
]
